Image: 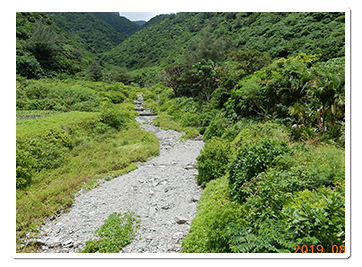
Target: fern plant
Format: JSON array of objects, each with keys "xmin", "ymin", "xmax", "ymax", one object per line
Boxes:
[{"xmin": 227, "ymin": 219, "xmax": 296, "ymax": 253}]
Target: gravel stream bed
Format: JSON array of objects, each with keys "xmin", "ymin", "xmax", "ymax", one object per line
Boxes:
[{"xmin": 35, "ymin": 96, "xmax": 204, "ymax": 253}]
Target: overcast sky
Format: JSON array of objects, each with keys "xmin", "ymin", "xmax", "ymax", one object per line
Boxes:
[{"xmin": 119, "ymin": 12, "xmax": 173, "ymax": 21}]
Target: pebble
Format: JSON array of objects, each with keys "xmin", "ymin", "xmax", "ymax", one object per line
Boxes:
[{"xmin": 174, "ymin": 217, "xmax": 187, "ymax": 224}]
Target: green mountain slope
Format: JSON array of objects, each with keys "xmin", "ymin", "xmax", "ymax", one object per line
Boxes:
[
  {"xmin": 133, "ymin": 20, "xmax": 146, "ymax": 26},
  {"xmin": 91, "ymin": 12, "xmax": 140, "ymax": 35},
  {"xmin": 46, "ymin": 12, "xmax": 140, "ymax": 54},
  {"xmin": 16, "ymin": 12, "xmax": 93, "ymax": 78},
  {"xmin": 102, "ymin": 12, "xmax": 345, "ymax": 69}
]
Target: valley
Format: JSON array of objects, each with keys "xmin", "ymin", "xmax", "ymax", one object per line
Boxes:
[{"xmin": 16, "ymin": 11, "xmax": 346, "ymax": 254}]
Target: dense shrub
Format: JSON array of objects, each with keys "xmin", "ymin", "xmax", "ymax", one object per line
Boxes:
[
  {"xmin": 224, "ymin": 142, "xmax": 345, "ymax": 253},
  {"xmin": 16, "ymin": 112, "xmax": 97, "ymax": 189},
  {"xmin": 228, "ymin": 139, "xmax": 290, "ymax": 203},
  {"xmin": 282, "ymin": 189, "xmax": 345, "ymax": 252},
  {"xmin": 16, "ymin": 53, "xmax": 43, "ymax": 78},
  {"xmin": 16, "ymin": 148, "xmax": 35, "ymax": 189},
  {"xmin": 17, "ymin": 128, "xmax": 74, "ymax": 174},
  {"xmin": 196, "ymin": 137, "xmax": 233, "ymax": 186},
  {"xmin": 142, "ymin": 99, "xmax": 158, "ymax": 112},
  {"xmin": 142, "ymin": 89, "xmax": 157, "ymax": 102},
  {"xmin": 181, "ymin": 176, "xmax": 247, "ymax": 253},
  {"xmin": 16, "ymin": 79, "xmax": 101, "ymax": 111},
  {"xmin": 225, "ymin": 189, "xmax": 345, "ymax": 253},
  {"xmin": 179, "ymin": 112, "xmax": 200, "ymax": 128},
  {"xmin": 203, "ymin": 112, "xmax": 233, "ymax": 141},
  {"xmin": 197, "ymin": 109, "xmax": 219, "ymax": 134},
  {"xmin": 99, "ymin": 102, "xmax": 126, "ymax": 130},
  {"xmin": 231, "ymin": 121, "xmax": 290, "ymax": 147}
]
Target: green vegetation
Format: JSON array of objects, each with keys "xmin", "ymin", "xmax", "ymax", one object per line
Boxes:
[
  {"xmin": 81, "ymin": 211, "xmax": 140, "ymax": 253},
  {"xmin": 16, "ymin": 79, "xmax": 159, "ymax": 252},
  {"xmin": 16, "ymin": 12, "xmax": 346, "ymax": 254},
  {"xmin": 182, "ymin": 125, "xmax": 345, "ymax": 253},
  {"xmin": 103, "ymin": 12, "xmax": 344, "ymax": 70},
  {"xmin": 46, "ymin": 12, "xmax": 140, "ymax": 54},
  {"xmin": 16, "ymin": 12, "xmax": 89, "ymax": 79}
]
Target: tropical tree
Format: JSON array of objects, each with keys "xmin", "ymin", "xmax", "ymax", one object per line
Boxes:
[
  {"xmin": 87, "ymin": 59, "xmax": 103, "ymax": 81},
  {"xmin": 227, "ymin": 49, "xmax": 271, "ymax": 76},
  {"xmin": 159, "ymin": 65, "xmax": 184, "ymax": 97},
  {"xmin": 265, "ymin": 54, "xmax": 318, "ymax": 128},
  {"xmin": 190, "ymin": 59, "xmax": 220, "ymax": 102},
  {"xmin": 288, "ymin": 101, "xmax": 306, "ymax": 131},
  {"xmin": 185, "ymin": 26, "xmax": 230, "ymax": 65},
  {"xmin": 309, "ymin": 57, "xmax": 345, "ymax": 135},
  {"xmin": 309, "ymin": 73, "xmax": 345, "ymax": 135}
]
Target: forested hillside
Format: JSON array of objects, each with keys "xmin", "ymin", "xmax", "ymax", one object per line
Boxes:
[
  {"xmin": 46, "ymin": 12, "xmax": 141, "ymax": 54},
  {"xmin": 102, "ymin": 12, "xmax": 345, "ymax": 69},
  {"xmin": 16, "ymin": 11, "xmax": 346, "ymax": 254},
  {"xmin": 16, "ymin": 12, "xmax": 91, "ymax": 78}
]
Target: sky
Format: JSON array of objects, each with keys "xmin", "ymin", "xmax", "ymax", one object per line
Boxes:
[{"xmin": 119, "ymin": 12, "xmax": 173, "ymax": 22}]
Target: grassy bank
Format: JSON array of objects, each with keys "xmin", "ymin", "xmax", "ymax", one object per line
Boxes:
[{"xmin": 16, "ymin": 101, "xmax": 159, "ymax": 252}]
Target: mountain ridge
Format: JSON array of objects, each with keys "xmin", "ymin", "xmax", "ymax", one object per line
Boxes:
[
  {"xmin": 101, "ymin": 12, "xmax": 345, "ymax": 69},
  {"xmin": 46, "ymin": 12, "xmax": 141, "ymax": 54}
]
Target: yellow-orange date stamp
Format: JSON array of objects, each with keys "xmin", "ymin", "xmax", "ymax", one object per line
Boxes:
[{"xmin": 294, "ymin": 244, "xmax": 345, "ymax": 253}]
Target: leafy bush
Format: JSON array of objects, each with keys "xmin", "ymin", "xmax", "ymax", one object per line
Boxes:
[
  {"xmin": 96, "ymin": 83, "xmax": 128, "ymax": 104},
  {"xmin": 181, "ymin": 127, "xmax": 200, "ymax": 140},
  {"xmin": 282, "ymin": 190, "xmax": 345, "ymax": 251},
  {"xmin": 243, "ymin": 166, "xmax": 320, "ymax": 214},
  {"xmin": 179, "ymin": 111, "xmax": 200, "ymax": 128},
  {"xmin": 197, "ymin": 109, "xmax": 219, "ymax": 134},
  {"xmin": 99, "ymin": 102, "xmax": 126, "ymax": 130},
  {"xmin": 196, "ymin": 137, "xmax": 233, "ymax": 186},
  {"xmin": 231, "ymin": 121, "xmax": 290, "ymax": 148},
  {"xmin": 223, "ymin": 141, "xmax": 345, "ymax": 253},
  {"xmin": 181, "ymin": 176, "xmax": 247, "ymax": 253},
  {"xmin": 16, "ymin": 148, "xmax": 35, "ymax": 189},
  {"xmin": 92, "ymin": 122, "xmax": 115, "ymax": 136},
  {"xmin": 17, "ymin": 128, "xmax": 73, "ymax": 173},
  {"xmin": 226, "ymin": 189, "xmax": 345, "ymax": 253},
  {"xmin": 16, "ymin": 53, "xmax": 43, "ymax": 78},
  {"xmin": 228, "ymin": 139, "xmax": 290, "ymax": 203},
  {"xmin": 16, "ymin": 79, "xmax": 101, "ymax": 112},
  {"xmin": 142, "ymin": 99, "xmax": 158, "ymax": 112},
  {"xmin": 142, "ymin": 89, "xmax": 157, "ymax": 101},
  {"xmin": 81, "ymin": 211, "xmax": 140, "ymax": 253},
  {"xmin": 202, "ymin": 112, "xmax": 233, "ymax": 141}
]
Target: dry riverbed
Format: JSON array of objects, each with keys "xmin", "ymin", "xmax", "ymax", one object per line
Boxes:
[{"xmin": 35, "ymin": 96, "xmax": 204, "ymax": 253}]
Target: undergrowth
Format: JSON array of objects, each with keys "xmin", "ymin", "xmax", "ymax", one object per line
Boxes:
[
  {"xmin": 80, "ymin": 211, "xmax": 140, "ymax": 253},
  {"xmin": 182, "ymin": 121, "xmax": 345, "ymax": 253}
]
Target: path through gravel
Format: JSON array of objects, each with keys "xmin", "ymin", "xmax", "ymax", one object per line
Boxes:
[{"xmin": 35, "ymin": 95, "xmax": 204, "ymax": 253}]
